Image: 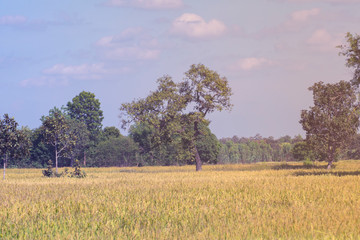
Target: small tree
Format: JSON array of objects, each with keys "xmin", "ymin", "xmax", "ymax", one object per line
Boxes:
[
  {"xmin": 0, "ymin": 114, "xmax": 31, "ymax": 179},
  {"xmin": 41, "ymin": 109, "xmax": 76, "ymax": 174},
  {"xmin": 300, "ymin": 81, "xmax": 360, "ymax": 169}
]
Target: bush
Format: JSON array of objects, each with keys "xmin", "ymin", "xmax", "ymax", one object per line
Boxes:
[
  {"xmin": 68, "ymin": 160, "xmax": 86, "ymax": 178},
  {"xmin": 42, "ymin": 159, "xmax": 86, "ymax": 178}
]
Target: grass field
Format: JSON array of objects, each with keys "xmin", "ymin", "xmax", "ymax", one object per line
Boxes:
[{"xmin": 1, "ymin": 161, "xmax": 360, "ymax": 239}]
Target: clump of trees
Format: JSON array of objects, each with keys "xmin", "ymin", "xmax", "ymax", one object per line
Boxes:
[
  {"xmin": 0, "ymin": 114, "xmax": 31, "ymax": 179},
  {"xmin": 120, "ymin": 64, "xmax": 232, "ymax": 171}
]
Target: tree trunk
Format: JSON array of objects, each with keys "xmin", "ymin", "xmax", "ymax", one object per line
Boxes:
[
  {"xmin": 327, "ymin": 147, "xmax": 335, "ymax": 169},
  {"xmin": 83, "ymin": 151, "xmax": 86, "ymax": 167},
  {"xmin": 3, "ymin": 160, "xmax": 5, "ymax": 180},
  {"xmin": 327, "ymin": 160, "xmax": 333, "ymax": 169},
  {"xmin": 3, "ymin": 154, "xmax": 8, "ymax": 180},
  {"xmin": 55, "ymin": 147, "xmax": 58, "ymax": 174},
  {"xmin": 194, "ymin": 146, "xmax": 202, "ymax": 171}
]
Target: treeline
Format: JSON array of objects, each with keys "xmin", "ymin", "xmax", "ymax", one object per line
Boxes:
[
  {"xmin": 1, "ymin": 90, "xmax": 221, "ymax": 169},
  {"xmin": 219, "ymin": 134, "xmax": 360, "ymax": 164},
  {"xmin": 3, "ymin": 88, "xmax": 360, "ymax": 169},
  {"xmin": 218, "ymin": 135, "xmax": 302, "ymax": 164}
]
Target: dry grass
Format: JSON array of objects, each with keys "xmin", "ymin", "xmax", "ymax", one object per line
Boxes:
[{"xmin": 1, "ymin": 161, "xmax": 360, "ymax": 239}]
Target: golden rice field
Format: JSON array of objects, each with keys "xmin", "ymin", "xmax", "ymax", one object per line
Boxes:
[{"xmin": 1, "ymin": 161, "xmax": 360, "ymax": 239}]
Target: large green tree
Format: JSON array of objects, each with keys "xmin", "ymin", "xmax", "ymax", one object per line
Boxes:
[
  {"xmin": 66, "ymin": 91, "xmax": 104, "ymax": 141},
  {"xmin": 300, "ymin": 81, "xmax": 360, "ymax": 169},
  {"xmin": 121, "ymin": 64, "xmax": 232, "ymax": 171},
  {"xmin": 338, "ymin": 32, "xmax": 360, "ymax": 86},
  {"xmin": 0, "ymin": 114, "xmax": 31, "ymax": 179},
  {"xmin": 67, "ymin": 91, "xmax": 103, "ymax": 166}
]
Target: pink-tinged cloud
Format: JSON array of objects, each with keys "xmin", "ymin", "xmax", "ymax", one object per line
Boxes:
[
  {"xmin": 44, "ymin": 63, "xmax": 106, "ymax": 75},
  {"xmin": 105, "ymin": 0, "xmax": 183, "ymax": 9},
  {"xmin": 20, "ymin": 77, "xmax": 69, "ymax": 87},
  {"xmin": 230, "ymin": 58, "xmax": 275, "ymax": 71},
  {"xmin": 96, "ymin": 27, "xmax": 144, "ymax": 47},
  {"xmin": 257, "ymin": 8, "xmax": 320, "ymax": 38},
  {"xmin": 171, "ymin": 13, "xmax": 227, "ymax": 39},
  {"xmin": 306, "ymin": 29, "xmax": 341, "ymax": 52},
  {"xmin": 104, "ymin": 47, "xmax": 160, "ymax": 60},
  {"xmin": 291, "ymin": 8, "xmax": 320, "ymax": 22},
  {"xmin": 0, "ymin": 15, "xmax": 27, "ymax": 25},
  {"xmin": 96, "ymin": 28, "xmax": 160, "ymax": 60},
  {"xmin": 42, "ymin": 63, "xmax": 107, "ymax": 80}
]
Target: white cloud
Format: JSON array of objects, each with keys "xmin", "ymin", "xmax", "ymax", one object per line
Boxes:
[
  {"xmin": 171, "ymin": 13, "xmax": 227, "ymax": 39},
  {"xmin": 96, "ymin": 27, "xmax": 144, "ymax": 47},
  {"xmin": 20, "ymin": 77, "xmax": 69, "ymax": 87},
  {"xmin": 306, "ymin": 29, "xmax": 341, "ymax": 52},
  {"xmin": 0, "ymin": 15, "xmax": 27, "ymax": 25},
  {"xmin": 291, "ymin": 8, "xmax": 320, "ymax": 22},
  {"xmin": 43, "ymin": 63, "xmax": 107, "ymax": 79},
  {"xmin": 96, "ymin": 28, "xmax": 160, "ymax": 60},
  {"xmin": 105, "ymin": 0, "xmax": 183, "ymax": 9},
  {"xmin": 104, "ymin": 47, "xmax": 160, "ymax": 60},
  {"xmin": 230, "ymin": 58, "xmax": 275, "ymax": 71},
  {"xmin": 255, "ymin": 8, "xmax": 320, "ymax": 38}
]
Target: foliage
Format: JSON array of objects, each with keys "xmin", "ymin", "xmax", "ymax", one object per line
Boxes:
[
  {"xmin": 218, "ymin": 135, "xmax": 301, "ymax": 163},
  {"xmin": 66, "ymin": 91, "xmax": 104, "ymax": 142},
  {"xmin": 300, "ymin": 81, "xmax": 360, "ymax": 169},
  {"xmin": 28, "ymin": 128, "xmax": 53, "ymax": 168},
  {"xmin": 0, "ymin": 114, "xmax": 31, "ymax": 179},
  {"xmin": 87, "ymin": 136, "xmax": 139, "ymax": 167},
  {"xmin": 66, "ymin": 119, "xmax": 90, "ymax": 167},
  {"xmin": 120, "ymin": 64, "xmax": 232, "ymax": 171},
  {"xmin": 42, "ymin": 160, "xmax": 55, "ymax": 177},
  {"xmin": 102, "ymin": 126, "xmax": 121, "ymax": 140},
  {"xmin": 68, "ymin": 160, "xmax": 86, "ymax": 178},
  {"xmin": 42, "ymin": 159, "xmax": 86, "ymax": 178},
  {"xmin": 338, "ymin": 32, "xmax": 360, "ymax": 86},
  {"xmin": 292, "ymin": 141, "xmax": 313, "ymax": 161},
  {"xmin": 41, "ymin": 109, "xmax": 77, "ymax": 173}
]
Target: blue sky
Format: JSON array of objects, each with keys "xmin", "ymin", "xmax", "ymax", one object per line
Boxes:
[{"xmin": 1, "ymin": 0, "xmax": 359, "ymax": 138}]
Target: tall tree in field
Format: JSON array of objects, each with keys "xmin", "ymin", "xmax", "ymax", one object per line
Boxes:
[
  {"xmin": 66, "ymin": 91, "xmax": 104, "ymax": 142},
  {"xmin": 41, "ymin": 109, "xmax": 76, "ymax": 173},
  {"xmin": 338, "ymin": 32, "xmax": 360, "ymax": 86},
  {"xmin": 67, "ymin": 91, "xmax": 103, "ymax": 166},
  {"xmin": 300, "ymin": 81, "xmax": 360, "ymax": 169},
  {"xmin": 0, "ymin": 114, "xmax": 31, "ymax": 179},
  {"xmin": 180, "ymin": 64, "xmax": 232, "ymax": 170},
  {"xmin": 120, "ymin": 64, "xmax": 232, "ymax": 171}
]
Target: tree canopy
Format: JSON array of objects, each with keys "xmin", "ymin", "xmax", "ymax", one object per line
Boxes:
[
  {"xmin": 41, "ymin": 109, "xmax": 76, "ymax": 173},
  {"xmin": 67, "ymin": 91, "xmax": 104, "ymax": 141},
  {"xmin": 338, "ymin": 32, "xmax": 360, "ymax": 86},
  {"xmin": 0, "ymin": 114, "xmax": 31, "ymax": 179}
]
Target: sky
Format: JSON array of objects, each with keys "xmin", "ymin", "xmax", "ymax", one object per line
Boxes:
[{"xmin": 1, "ymin": 0, "xmax": 359, "ymax": 139}]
